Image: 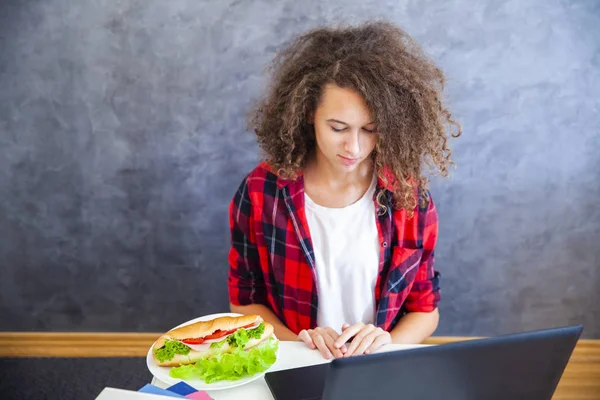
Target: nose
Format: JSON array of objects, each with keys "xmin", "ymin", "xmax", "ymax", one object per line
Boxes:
[{"xmin": 344, "ymin": 131, "xmax": 360, "ymax": 156}]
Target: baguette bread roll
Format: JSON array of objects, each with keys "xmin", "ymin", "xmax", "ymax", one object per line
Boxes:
[
  {"xmin": 153, "ymin": 314, "xmax": 261, "ymax": 350},
  {"xmin": 152, "ymin": 314, "xmax": 275, "ymax": 367},
  {"xmin": 154, "ymin": 322, "xmax": 274, "ymax": 367}
]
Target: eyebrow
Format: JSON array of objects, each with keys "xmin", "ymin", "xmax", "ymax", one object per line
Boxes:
[{"xmin": 326, "ymin": 118, "xmax": 376, "ymax": 126}]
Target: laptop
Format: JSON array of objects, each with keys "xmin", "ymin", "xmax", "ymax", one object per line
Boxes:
[{"xmin": 264, "ymin": 324, "xmax": 583, "ymax": 400}]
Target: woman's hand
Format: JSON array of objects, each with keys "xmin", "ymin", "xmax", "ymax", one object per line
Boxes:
[
  {"xmin": 297, "ymin": 327, "xmax": 348, "ymax": 359},
  {"xmin": 334, "ymin": 322, "xmax": 392, "ymax": 357}
]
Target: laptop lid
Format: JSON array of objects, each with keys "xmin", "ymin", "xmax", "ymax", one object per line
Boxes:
[{"xmin": 265, "ymin": 325, "xmax": 583, "ymax": 400}]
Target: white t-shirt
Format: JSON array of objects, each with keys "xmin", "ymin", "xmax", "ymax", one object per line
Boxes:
[{"xmin": 304, "ymin": 174, "xmax": 380, "ymax": 334}]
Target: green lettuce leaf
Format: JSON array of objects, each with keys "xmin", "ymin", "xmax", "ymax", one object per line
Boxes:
[
  {"xmin": 210, "ymin": 340, "xmax": 227, "ymax": 350},
  {"xmin": 226, "ymin": 322, "xmax": 265, "ymax": 348},
  {"xmin": 170, "ymin": 337, "xmax": 279, "ymax": 383},
  {"xmin": 227, "ymin": 327, "xmax": 249, "ymax": 348},
  {"xmin": 154, "ymin": 339, "xmax": 191, "ymax": 363},
  {"xmin": 247, "ymin": 322, "xmax": 265, "ymax": 339}
]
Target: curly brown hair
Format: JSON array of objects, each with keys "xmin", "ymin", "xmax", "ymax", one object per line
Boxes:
[{"xmin": 248, "ymin": 20, "xmax": 461, "ymax": 213}]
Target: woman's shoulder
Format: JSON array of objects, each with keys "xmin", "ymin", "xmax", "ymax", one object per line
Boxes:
[
  {"xmin": 238, "ymin": 161, "xmax": 279, "ymax": 190},
  {"xmin": 234, "ymin": 161, "xmax": 292, "ymax": 200},
  {"xmin": 384, "ymin": 184, "xmax": 436, "ymax": 232},
  {"xmin": 231, "ymin": 162, "xmax": 298, "ymax": 217},
  {"xmin": 387, "ymin": 187, "xmax": 437, "ymax": 248},
  {"xmin": 239, "ymin": 161, "xmax": 303, "ymax": 192}
]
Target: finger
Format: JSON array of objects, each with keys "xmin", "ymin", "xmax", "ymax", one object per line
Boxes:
[
  {"xmin": 310, "ymin": 331, "xmax": 333, "ymax": 359},
  {"xmin": 297, "ymin": 330, "xmax": 316, "ymax": 350},
  {"xmin": 342, "ymin": 323, "xmax": 350, "ymax": 331},
  {"xmin": 322, "ymin": 331, "xmax": 345, "ymax": 358},
  {"xmin": 324, "ymin": 327, "xmax": 346, "ymax": 354},
  {"xmin": 323, "ymin": 326, "xmax": 340, "ymax": 339},
  {"xmin": 345, "ymin": 325, "xmax": 376, "ymax": 356},
  {"xmin": 334, "ymin": 323, "xmax": 364, "ymax": 349},
  {"xmin": 345, "ymin": 325, "xmax": 376, "ymax": 357},
  {"xmin": 365, "ymin": 333, "xmax": 392, "ymax": 354},
  {"xmin": 351, "ymin": 329, "xmax": 381, "ymax": 356}
]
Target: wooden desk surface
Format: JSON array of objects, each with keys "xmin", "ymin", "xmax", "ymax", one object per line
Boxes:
[{"xmin": 1, "ymin": 332, "xmax": 599, "ymax": 399}]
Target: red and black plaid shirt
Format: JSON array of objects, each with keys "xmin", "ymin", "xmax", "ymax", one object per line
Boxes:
[{"xmin": 227, "ymin": 162, "xmax": 440, "ymax": 334}]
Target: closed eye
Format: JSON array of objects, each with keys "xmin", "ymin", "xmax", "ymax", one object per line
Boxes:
[{"xmin": 330, "ymin": 126, "xmax": 375, "ymax": 133}]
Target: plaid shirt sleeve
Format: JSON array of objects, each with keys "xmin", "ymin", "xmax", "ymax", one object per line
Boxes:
[
  {"xmin": 227, "ymin": 177, "xmax": 267, "ymax": 306},
  {"xmin": 402, "ymin": 192, "xmax": 441, "ymax": 313}
]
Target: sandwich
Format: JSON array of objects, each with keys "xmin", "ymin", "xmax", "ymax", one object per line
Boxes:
[{"xmin": 151, "ymin": 314, "xmax": 278, "ymax": 383}]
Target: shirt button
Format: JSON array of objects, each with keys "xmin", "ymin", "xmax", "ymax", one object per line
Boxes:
[{"xmin": 382, "ymin": 241, "xmax": 388, "ymax": 248}]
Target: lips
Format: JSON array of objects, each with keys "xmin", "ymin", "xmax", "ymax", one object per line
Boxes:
[{"xmin": 338, "ymin": 155, "xmax": 359, "ymax": 166}]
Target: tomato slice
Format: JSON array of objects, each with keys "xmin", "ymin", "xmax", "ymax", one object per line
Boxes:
[
  {"xmin": 181, "ymin": 323, "xmax": 257, "ymax": 344},
  {"xmin": 181, "ymin": 337, "xmax": 205, "ymax": 344},
  {"xmin": 203, "ymin": 329, "xmax": 228, "ymax": 340}
]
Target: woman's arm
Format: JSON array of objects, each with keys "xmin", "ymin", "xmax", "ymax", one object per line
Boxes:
[
  {"xmin": 389, "ymin": 308, "xmax": 439, "ymax": 344},
  {"xmin": 392, "ymin": 191, "xmax": 441, "ymax": 344},
  {"xmin": 229, "ymin": 303, "xmax": 298, "ymax": 341},
  {"xmin": 227, "ymin": 177, "xmax": 298, "ymax": 342}
]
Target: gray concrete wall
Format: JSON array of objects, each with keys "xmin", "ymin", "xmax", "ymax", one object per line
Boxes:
[{"xmin": 0, "ymin": 0, "xmax": 598, "ymax": 338}]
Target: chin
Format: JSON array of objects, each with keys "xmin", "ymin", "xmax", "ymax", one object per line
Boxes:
[
  {"xmin": 341, "ymin": 163, "xmax": 359, "ymax": 170},
  {"xmin": 326, "ymin": 154, "xmax": 364, "ymax": 172},
  {"xmin": 337, "ymin": 161, "xmax": 361, "ymax": 172}
]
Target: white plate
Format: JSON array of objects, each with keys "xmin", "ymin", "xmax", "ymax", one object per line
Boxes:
[{"xmin": 146, "ymin": 312, "xmax": 279, "ymax": 391}]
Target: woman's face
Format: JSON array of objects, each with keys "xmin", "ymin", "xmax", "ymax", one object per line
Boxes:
[{"xmin": 310, "ymin": 83, "xmax": 378, "ymax": 173}]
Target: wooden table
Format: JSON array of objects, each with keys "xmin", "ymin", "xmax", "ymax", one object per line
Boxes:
[{"xmin": 1, "ymin": 332, "xmax": 599, "ymax": 398}]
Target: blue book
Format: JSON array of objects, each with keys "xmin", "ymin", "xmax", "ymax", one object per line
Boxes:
[
  {"xmin": 166, "ymin": 382, "xmax": 199, "ymax": 396},
  {"xmin": 137, "ymin": 384, "xmax": 186, "ymax": 398}
]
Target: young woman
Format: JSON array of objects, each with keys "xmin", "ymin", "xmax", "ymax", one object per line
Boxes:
[{"xmin": 227, "ymin": 20, "xmax": 461, "ymax": 359}]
